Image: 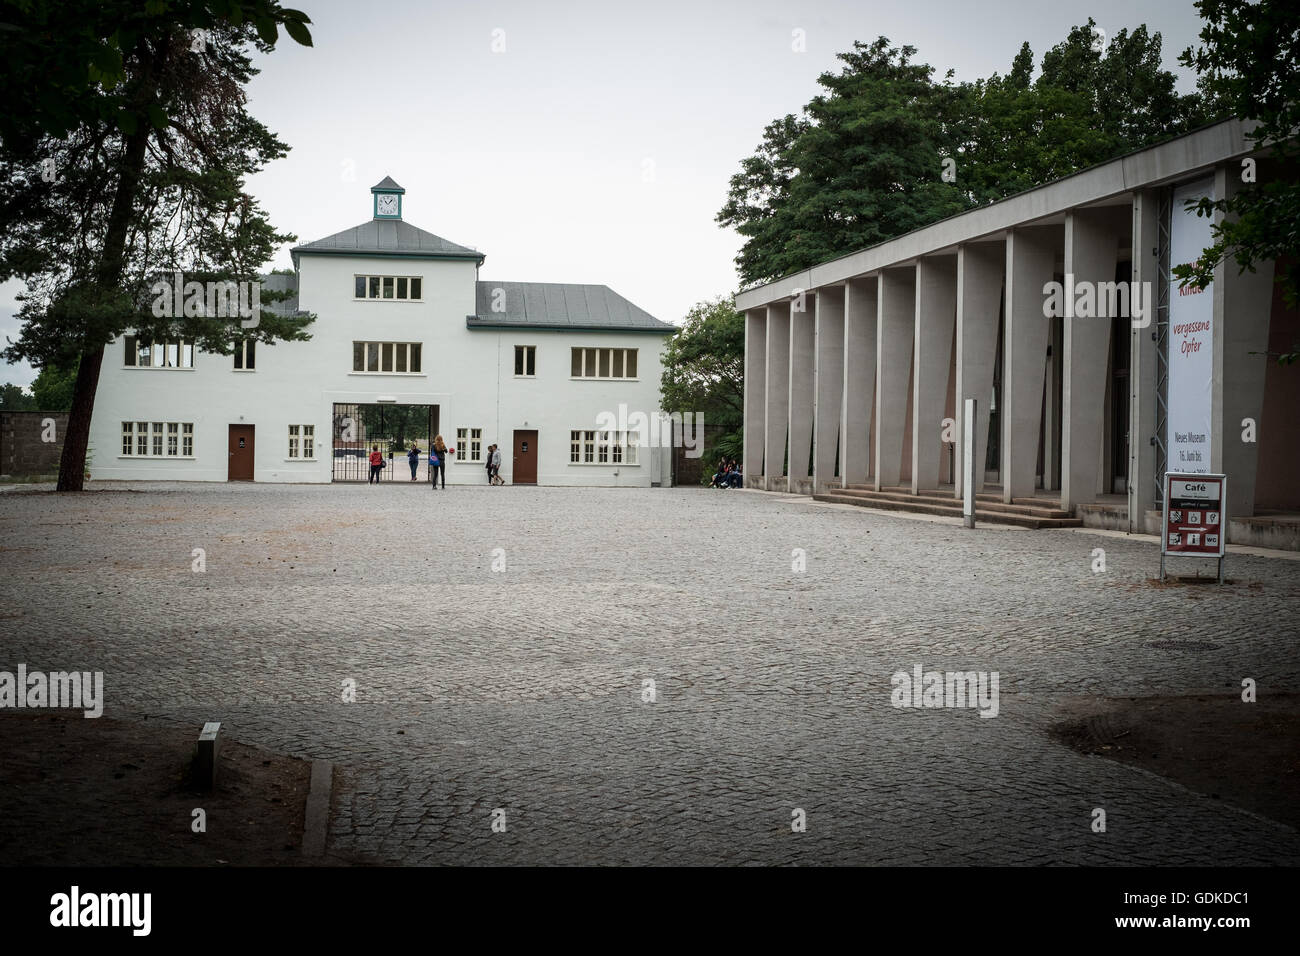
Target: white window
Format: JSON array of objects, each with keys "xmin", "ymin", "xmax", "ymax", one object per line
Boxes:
[
  {"xmin": 124, "ymin": 336, "xmax": 194, "ymax": 368},
  {"xmin": 352, "ymin": 341, "xmax": 422, "ymax": 373},
  {"xmin": 288, "ymin": 424, "xmax": 315, "ymax": 459},
  {"xmin": 354, "ymin": 275, "xmax": 423, "ymax": 300},
  {"xmin": 514, "ymin": 345, "xmax": 536, "ymax": 377},
  {"xmin": 569, "ymin": 429, "xmax": 638, "ymax": 464},
  {"xmin": 456, "ymin": 427, "xmax": 483, "ymax": 462},
  {"xmin": 121, "ymin": 421, "xmax": 194, "ymax": 457},
  {"xmin": 570, "ymin": 347, "xmax": 637, "ymax": 379},
  {"xmin": 234, "ymin": 339, "xmax": 255, "ymax": 370}
]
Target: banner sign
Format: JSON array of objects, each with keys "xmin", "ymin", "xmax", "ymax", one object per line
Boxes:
[
  {"xmin": 1162, "ymin": 472, "xmax": 1226, "ymax": 558},
  {"xmin": 1166, "ymin": 178, "xmax": 1216, "ymax": 474}
]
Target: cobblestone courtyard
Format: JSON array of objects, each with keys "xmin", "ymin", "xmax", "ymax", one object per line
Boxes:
[{"xmin": 1, "ymin": 482, "xmax": 1297, "ymax": 865}]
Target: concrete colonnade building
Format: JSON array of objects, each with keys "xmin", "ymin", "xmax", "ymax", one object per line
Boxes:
[{"xmin": 737, "ymin": 118, "xmax": 1299, "ymax": 549}]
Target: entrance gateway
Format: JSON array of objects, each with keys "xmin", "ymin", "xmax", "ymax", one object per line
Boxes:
[{"xmin": 331, "ymin": 403, "xmax": 438, "ymax": 482}]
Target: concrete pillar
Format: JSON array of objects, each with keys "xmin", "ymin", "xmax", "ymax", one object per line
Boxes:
[
  {"xmin": 912, "ymin": 256, "xmax": 957, "ymax": 492},
  {"xmin": 743, "ymin": 309, "xmax": 767, "ymax": 483},
  {"xmin": 1129, "ymin": 189, "xmax": 1160, "ymax": 529},
  {"xmin": 813, "ymin": 286, "xmax": 845, "ymax": 493},
  {"xmin": 875, "ymin": 267, "xmax": 915, "ymax": 489},
  {"xmin": 787, "ymin": 294, "xmax": 816, "ymax": 490},
  {"xmin": 1213, "ymin": 165, "xmax": 1274, "ymax": 517},
  {"xmin": 764, "ymin": 301, "xmax": 790, "ymax": 491},
  {"xmin": 954, "ymin": 242, "xmax": 1002, "ymax": 499},
  {"xmin": 842, "ymin": 278, "xmax": 878, "ymax": 486},
  {"xmin": 1060, "ymin": 208, "xmax": 1121, "ymax": 510},
  {"xmin": 1002, "ymin": 226, "xmax": 1057, "ymax": 502}
]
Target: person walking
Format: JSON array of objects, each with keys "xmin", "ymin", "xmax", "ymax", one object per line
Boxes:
[
  {"xmin": 490, "ymin": 443, "xmax": 503, "ymax": 484},
  {"xmin": 431, "ymin": 433, "xmax": 448, "ymax": 489},
  {"xmin": 485, "ymin": 444, "xmax": 495, "ymax": 484},
  {"xmin": 368, "ymin": 445, "xmax": 383, "ymax": 484},
  {"xmin": 407, "ymin": 443, "xmax": 420, "ymax": 481}
]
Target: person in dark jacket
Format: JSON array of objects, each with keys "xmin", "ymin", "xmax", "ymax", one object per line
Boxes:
[{"xmin": 407, "ymin": 443, "xmax": 421, "ymax": 481}]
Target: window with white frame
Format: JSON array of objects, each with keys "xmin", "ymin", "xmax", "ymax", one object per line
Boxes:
[
  {"xmin": 234, "ymin": 339, "xmax": 256, "ymax": 370},
  {"xmin": 354, "ymin": 275, "xmax": 423, "ymax": 300},
  {"xmin": 570, "ymin": 347, "xmax": 637, "ymax": 379},
  {"xmin": 570, "ymin": 430, "xmax": 638, "ymax": 464},
  {"xmin": 352, "ymin": 341, "xmax": 422, "ymax": 373},
  {"xmin": 124, "ymin": 336, "xmax": 194, "ymax": 368},
  {"xmin": 122, "ymin": 421, "xmax": 193, "ymax": 457},
  {"xmin": 288, "ymin": 424, "xmax": 315, "ymax": 459},
  {"xmin": 455, "ymin": 427, "xmax": 483, "ymax": 462},
  {"xmin": 514, "ymin": 345, "xmax": 536, "ymax": 377}
]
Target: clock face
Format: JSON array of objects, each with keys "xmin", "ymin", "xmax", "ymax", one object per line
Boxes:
[{"xmin": 376, "ymin": 194, "xmax": 398, "ymax": 216}]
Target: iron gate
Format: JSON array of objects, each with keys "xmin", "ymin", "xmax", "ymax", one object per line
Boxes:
[{"xmin": 331, "ymin": 403, "xmax": 438, "ymax": 482}]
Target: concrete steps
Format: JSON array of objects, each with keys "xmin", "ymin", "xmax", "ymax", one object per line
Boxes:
[{"xmin": 817, "ymin": 485, "xmax": 1083, "ymax": 529}]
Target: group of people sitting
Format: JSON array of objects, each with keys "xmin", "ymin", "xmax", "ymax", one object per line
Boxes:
[{"xmin": 709, "ymin": 458, "xmax": 743, "ymax": 488}]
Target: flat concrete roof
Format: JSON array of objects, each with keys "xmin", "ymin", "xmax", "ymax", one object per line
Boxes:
[{"xmin": 734, "ymin": 118, "xmax": 1260, "ymax": 312}]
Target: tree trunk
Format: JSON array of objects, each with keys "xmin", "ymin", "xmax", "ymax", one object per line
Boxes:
[
  {"xmin": 54, "ymin": 34, "xmax": 167, "ymax": 492},
  {"xmin": 55, "ymin": 343, "xmax": 105, "ymax": 491}
]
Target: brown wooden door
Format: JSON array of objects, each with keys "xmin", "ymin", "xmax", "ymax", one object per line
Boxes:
[
  {"xmin": 512, "ymin": 429, "xmax": 537, "ymax": 484},
  {"xmin": 228, "ymin": 424, "xmax": 255, "ymax": 481}
]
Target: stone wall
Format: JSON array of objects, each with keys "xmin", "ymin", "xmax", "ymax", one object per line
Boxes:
[
  {"xmin": 0, "ymin": 412, "xmax": 69, "ymax": 477},
  {"xmin": 672, "ymin": 423, "xmax": 727, "ymax": 486}
]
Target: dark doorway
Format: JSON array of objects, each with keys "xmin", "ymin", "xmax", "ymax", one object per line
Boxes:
[
  {"xmin": 512, "ymin": 429, "xmax": 538, "ymax": 484},
  {"xmin": 1111, "ymin": 263, "xmax": 1132, "ymax": 493},
  {"xmin": 228, "ymin": 424, "xmax": 255, "ymax": 480},
  {"xmin": 331, "ymin": 403, "xmax": 438, "ymax": 482}
]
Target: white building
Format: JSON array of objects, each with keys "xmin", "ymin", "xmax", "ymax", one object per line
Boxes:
[{"xmin": 89, "ymin": 177, "xmax": 677, "ymax": 486}]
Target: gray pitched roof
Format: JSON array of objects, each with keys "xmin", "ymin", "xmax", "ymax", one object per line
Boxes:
[
  {"xmin": 371, "ymin": 176, "xmax": 404, "ymax": 193},
  {"xmin": 291, "ymin": 219, "xmax": 483, "ymax": 263},
  {"xmin": 467, "ymin": 281, "xmax": 676, "ymax": 334}
]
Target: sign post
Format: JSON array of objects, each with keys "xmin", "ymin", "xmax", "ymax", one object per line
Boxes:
[
  {"xmin": 962, "ymin": 398, "xmax": 976, "ymax": 529},
  {"xmin": 1160, "ymin": 472, "xmax": 1227, "ymax": 583}
]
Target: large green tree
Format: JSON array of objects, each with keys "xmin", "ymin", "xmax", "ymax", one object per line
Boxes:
[
  {"xmin": 720, "ymin": 23, "xmax": 1211, "ymax": 286},
  {"xmin": 0, "ymin": 382, "xmax": 37, "ymax": 411},
  {"xmin": 0, "ymin": 0, "xmax": 315, "ymax": 490},
  {"xmin": 719, "ymin": 39, "xmax": 967, "ymax": 285},
  {"xmin": 660, "ymin": 296, "xmax": 745, "ymax": 465},
  {"xmin": 1175, "ymin": 0, "xmax": 1299, "ymax": 364},
  {"xmin": 30, "ymin": 362, "xmax": 79, "ymax": 411}
]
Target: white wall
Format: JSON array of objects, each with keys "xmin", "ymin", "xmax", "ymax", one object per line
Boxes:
[{"xmin": 88, "ymin": 252, "xmax": 671, "ymax": 486}]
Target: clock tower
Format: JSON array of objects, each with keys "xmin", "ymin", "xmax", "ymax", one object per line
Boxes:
[{"xmin": 371, "ymin": 176, "xmax": 404, "ymax": 220}]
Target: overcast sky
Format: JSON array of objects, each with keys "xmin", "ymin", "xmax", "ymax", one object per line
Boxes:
[{"xmin": 1, "ymin": 0, "xmax": 1209, "ymax": 388}]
